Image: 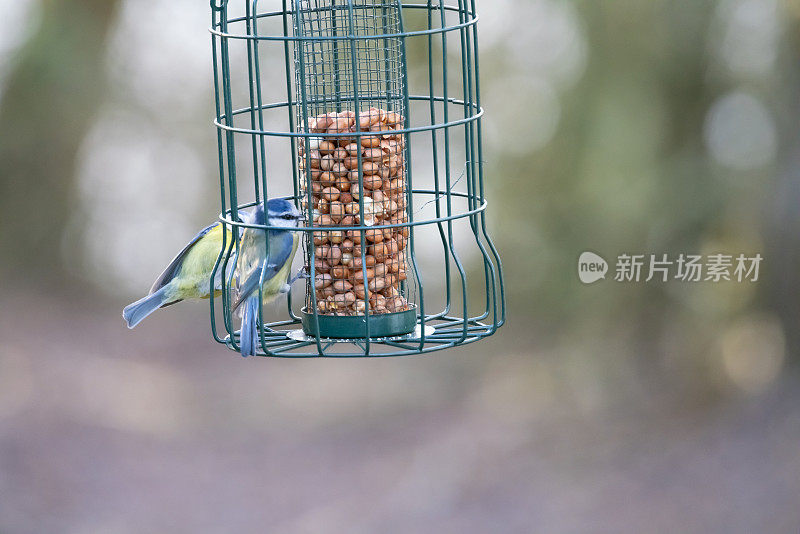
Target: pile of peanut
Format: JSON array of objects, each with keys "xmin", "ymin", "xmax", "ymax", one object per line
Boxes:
[{"xmin": 299, "ymin": 108, "xmax": 411, "ymax": 316}]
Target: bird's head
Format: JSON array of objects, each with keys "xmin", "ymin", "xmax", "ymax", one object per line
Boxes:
[{"xmin": 266, "ymin": 198, "xmax": 303, "ymax": 228}]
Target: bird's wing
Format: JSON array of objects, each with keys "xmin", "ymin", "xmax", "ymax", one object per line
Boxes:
[
  {"xmin": 232, "ymin": 230, "xmax": 296, "ymax": 312},
  {"xmin": 149, "ymin": 222, "xmax": 219, "ymax": 294},
  {"xmin": 265, "ymin": 229, "xmax": 298, "ymax": 275}
]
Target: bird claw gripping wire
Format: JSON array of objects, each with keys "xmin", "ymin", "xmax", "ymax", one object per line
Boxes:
[{"xmin": 289, "ymin": 266, "xmax": 311, "ymax": 284}]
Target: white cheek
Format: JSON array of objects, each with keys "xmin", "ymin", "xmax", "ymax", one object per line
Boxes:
[{"xmin": 269, "ymin": 218, "xmax": 295, "ymax": 229}]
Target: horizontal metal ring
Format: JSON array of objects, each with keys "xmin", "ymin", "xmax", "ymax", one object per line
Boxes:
[
  {"xmin": 217, "ymin": 94, "xmax": 480, "ymax": 124},
  {"xmin": 218, "ymin": 189, "xmax": 487, "ymax": 232},
  {"xmin": 219, "ymin": 3, "xmax": 475, "ymax": 27},
  {"xmin": 215, "ymin": 3, "xmax": 476, "ymax": 30},
  {"xmin": 210, "ymin": 7, "xmax": 478, "ymax": 42},
  {"xmin": 214, "ymin": 102, "xmax": 483, "ymax": 138}
]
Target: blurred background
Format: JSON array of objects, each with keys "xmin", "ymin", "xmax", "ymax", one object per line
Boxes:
[{"xmin": 2, "ymin": 0, "xmax": 800, "ymax": 532}]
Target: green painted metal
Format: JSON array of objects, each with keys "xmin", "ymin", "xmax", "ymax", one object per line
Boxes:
[{"xmin": 209, "ymin": 0, "xmax": 505, "ymax": 358}]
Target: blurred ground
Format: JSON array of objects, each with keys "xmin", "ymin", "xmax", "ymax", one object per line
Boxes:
[{"xmin": 2, "ymin": 290, "xmax": 800, "ymax": 533}]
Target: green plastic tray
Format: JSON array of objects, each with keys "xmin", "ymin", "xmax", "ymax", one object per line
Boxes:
[{"xmin": 301, "ymin": 308, "xmax": 417, "ymax": 339}]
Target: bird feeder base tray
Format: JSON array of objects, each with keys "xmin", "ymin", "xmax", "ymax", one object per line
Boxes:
[{"xmin": 301, "ymin": 308, "xmax": 417, "ymax": 339}]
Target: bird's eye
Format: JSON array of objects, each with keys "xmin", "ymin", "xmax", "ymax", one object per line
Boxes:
[{"xmin": 282, "ymin": 214, "xmax": 295, "ymax": 220}]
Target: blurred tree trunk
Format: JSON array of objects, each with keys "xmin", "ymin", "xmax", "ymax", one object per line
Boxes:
[
  {"xmin": 0, "ymin": 0, "xmax": 119, "ymax": 285},
  {"xmin": 767, "ymin": 20, "xmax": 800, "ymax": 360}
]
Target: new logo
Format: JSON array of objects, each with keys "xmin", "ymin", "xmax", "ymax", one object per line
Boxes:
[{"xmin": 578, "ymin": 252, "xmax": 608, "ymax": 284}]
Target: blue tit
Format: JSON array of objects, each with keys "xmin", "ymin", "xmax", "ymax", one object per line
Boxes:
[
  {"xmin": 122, "ymin": 221, "xmax": 234, "ymax": 328},
  {"xmin": 232, "ymin": 198, "xmax": 303, "ymax": 357}
]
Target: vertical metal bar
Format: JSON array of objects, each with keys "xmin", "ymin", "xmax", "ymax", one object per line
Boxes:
[
  {"xmin": 293, "ymin": 0, "xmax": 326, "ymax": 356},
  {"xmin": 469, "ymin": 0, "xmax": 505, "ymax": 330},
  {"xmin": 396, "ymin": 0, "xmax": 426, "ymax": 348},
  {"xmin": 382, "ymin": 2, "xmax": 392, "ymax": 105},
  {"xmin": 427, "ymin": 0, "xmax": 452, "ymax": 320},
  {"xmin": 282, "ymin": 0, "xmax": 302, "ymax": 322},
  {"xmin": 244, "ymin": 0, "xmax": 270, "ymax": 355},
  {"xmin": 219, "ymin": 13, "xmax": 239, "ymax": 225},
  {"xmin": 437, "ymin": 0, "xmax": 469, "ymax": 342},
  {"xmin": 458, "ymin": 0, "xmax": 494, "ymax": 324},
  {"xmin": 332, "ymin": 1, "xmax": 343, "ymax": 112},
  {"xmin": 253, "ymin": 0, "xmax": 300, "ymax": 352},
  {"xmin": 218, "ymin": 3, "xmax": 247, "ymax": 352},
  {"xmin": 346, "ymin": 0, "xmax": 372, "ymax": 353},
  {"xmin": 210, "ymin": 4, "xmax": 232, "ymax": 344},
  {"xmin": 251, "ymin": 0, "xmax": 269, "ymax": 204},
  {"xmin": 245, "ymin": 1, "xmax": 262, "ymax": 204}
]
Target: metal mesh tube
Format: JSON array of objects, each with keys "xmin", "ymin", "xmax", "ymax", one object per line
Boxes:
[{"xmin": 293, "ymin": 0, "xmax": 413, "ymax": 319}]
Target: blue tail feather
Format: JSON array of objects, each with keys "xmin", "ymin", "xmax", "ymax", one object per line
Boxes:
[
  {"xmin": 239, "ymin": 296, "xmax": 259, "ymax": 357},
  {"xmin": 122, "ymin": 287, "xmax": 169, "ymax": 329}
]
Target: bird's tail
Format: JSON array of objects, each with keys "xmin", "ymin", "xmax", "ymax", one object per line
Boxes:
[
  {"xmin": 122, "ymin": 287, "xmax": 168, "ymax": 329},
  {"xmin": 239, "ymin": 296, "xmax": 260, "ymax": 357}
]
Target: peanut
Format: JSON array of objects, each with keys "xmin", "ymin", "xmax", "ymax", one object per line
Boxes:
[
  {"xmin": 329, "ymin": 201, "xmax": 346, "ymax": 221},
  {"xmin": 320, "ymin": 155, "xmax": 335, "ymax": 171},
  {"xmin": 331, "ymin": 265, "xmax": 350, "ymax": 279},
  {"xmin": 361, "ymin": 135, "xmax": 382, "ymax": 148},
  {"xmin": 315, "ymin": 273, "xmax": 333, "ymax": 289},
  {"xmin": 321, "ymin": 186, "xmax": 340, "ymax": 202},
  {"xmin": 333, "ymin": 279, "xmax": 353, "ymax": 293},
  {"xmin": 318, "ymin": 140, "xmax": 337, "ymax": 154},
  {"xmin": 363, "ymin": 174, "xmax": 383, "ymax": 190}
]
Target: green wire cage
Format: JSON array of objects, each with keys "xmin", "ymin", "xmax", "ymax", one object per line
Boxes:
[{"xmin": 209, "ymin": 0, "xmax": 504, "ymax": 357}]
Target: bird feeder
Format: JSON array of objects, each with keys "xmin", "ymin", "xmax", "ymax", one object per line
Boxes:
[{"xmin": 209, "ymin": 0, "xmax": 504, "ymax": 357}]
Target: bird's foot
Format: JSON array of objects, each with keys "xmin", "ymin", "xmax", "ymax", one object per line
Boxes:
[{"xmin": 289, "ymin": 267, "xmax": 311, "ymax": 284}]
